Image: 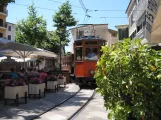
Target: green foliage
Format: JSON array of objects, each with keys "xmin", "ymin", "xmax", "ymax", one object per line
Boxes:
[
  {"xmin": 45, "ymin": 31, "xmax": 60, "ymax": 54},
  {"xmin": 16, "ymin": 3, "xmax": 48, "ymax": 48},
  {"xmin": 95, "ymin": 38, "xmax": 161, "ymax": 120},
  {"xmin": 53, "ymin": 1, "xmax": 77, "ymax": 46},
  {"xmin": 0, "ymin": 0, "xmax": 15, "ymax": 5}
]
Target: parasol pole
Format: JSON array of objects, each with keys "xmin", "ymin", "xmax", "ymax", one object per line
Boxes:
[{"xmin": 24, "ymin": 51, "xmax": 25, "ymax": 68}]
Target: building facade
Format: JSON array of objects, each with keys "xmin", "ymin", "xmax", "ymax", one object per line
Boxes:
[
  {"xmin": 69, "ymin": 24, "xmax": 109, "ymax": 53},
  {"xmin": 126, "ymin": 0, "xmax": 161, "ymax": 44},
  {"xmin": 108, "ymin": 29, "xmax": 118, "ymax": 46},
  {"xmin": 68, "ymin": 24, "xmax": 117, "ymax": 52},
  {"xmin": 6, "ymin": 22, "xmax": 16, "ymax": 41},
  {"xmin": 70, "ymin": 24, "xmax": 109, "ymax": 41},
  {"xmin": 115, "ymin": 24, "xmax": 129, "ymax": 41},
  {"xmin": 0, "ymin": 5, "xmax": 7, "ymax": 38}
]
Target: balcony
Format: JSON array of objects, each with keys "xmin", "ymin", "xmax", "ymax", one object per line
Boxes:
[
  {"xmin": 135, "ymin": 28, "xmax": 145, "ymax": 39},
  {"xmin": 0, "ymin": 9, "xmax": 8, "ymax": 16},
  {"xmin": 0, "ymin": 23, "xmax": 7, "ymax": 30},
  {"xmin": 133, "ymin": 0, "xmax": 147, "ymax": 22}
]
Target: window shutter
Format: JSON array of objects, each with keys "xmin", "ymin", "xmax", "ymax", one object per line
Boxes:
[
  {"xmin": 118, "ymin": 29, "xmax": 122, "ymax": 40},
  {"xmin": 126, "ymin": 28, "xmax": 129, "ymax": 38}
]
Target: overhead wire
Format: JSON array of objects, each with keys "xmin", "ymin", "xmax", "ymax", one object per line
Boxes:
[
  {"xmin": 12, "ymin": 3, "xmax": 144, "ymax": 19},
  {"xmin": 47, "ymin": 0, "xmax": 146, "ymax": 12}
]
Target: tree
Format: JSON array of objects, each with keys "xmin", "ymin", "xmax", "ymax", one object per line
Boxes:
[
  {"xmin": 45, "ymin": 31, "xmax": 60, "ymax": 54},
  {"xmin": 95, "ymin": 39, "xmax": 161, "ymax": 120},
  {"xmin": 0, "ymin": 0, "xmax": 15, "ymax": 5},
  {"xmin": 53, "ymin": 1, "xmax": 77, "ymax": 49},
  {"xmin": 16, "ymin": 3, "xmax": 48, "ymax": 48}
]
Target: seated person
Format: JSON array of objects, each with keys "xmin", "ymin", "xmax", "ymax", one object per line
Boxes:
[
  {"xmin": 19, "ymin": 68, "xmax": 27, "ymax": 78},
  {"xmin": 87, "ymin": 49, "xmax": 97, "ymax": 58},
  {"xmin": 10, "ymin": 67, "xmax": 19, "ymax": 79}
]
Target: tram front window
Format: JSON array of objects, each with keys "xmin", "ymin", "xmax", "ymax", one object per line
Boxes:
[
  {"xmin": 76, "ymin": 47, "xmax": 82, "ymax": 61},
  {"xmin": 85, "ymin": 48, "xmax": 98, "ymax": 60}
]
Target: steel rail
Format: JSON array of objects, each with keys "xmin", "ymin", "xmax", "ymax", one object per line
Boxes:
[
  {"xmin": 67, "ymin": 89, "xmax": 96, "ymax": 120},
  {"xmin": 32, "ymin": 89, "xmax": 81, "ymax": 120}
]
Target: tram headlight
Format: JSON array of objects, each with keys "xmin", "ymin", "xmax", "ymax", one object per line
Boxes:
[{"xmin": 89, "ymin": 69, "xmax": 94, "ymax": 75}]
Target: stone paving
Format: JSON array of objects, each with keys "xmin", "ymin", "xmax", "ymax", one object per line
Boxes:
[
  {"xmin": 35, "ymin": 89, "xmax": 94, "ymax": 120},
  {"xmin": 0, "ymin": 84, "xmax": 79, "ymax": 120},
  {"xmin": 75, "ymin": 93, "xmax": 109, "ymax": 120}
]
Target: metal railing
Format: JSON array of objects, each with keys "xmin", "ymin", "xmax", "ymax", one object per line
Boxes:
[
  {"xmin": 0, "ymin": 22, "xmax": 7, "ymax": 28},
  {"xmin": 0, "ymin": 9, "xmax": 8, "ymax": 15}
]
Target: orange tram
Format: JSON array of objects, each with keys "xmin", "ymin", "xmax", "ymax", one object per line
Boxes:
[{"xmin": 73, "ymin": 37, "xmax": 106, "ymax": 89}]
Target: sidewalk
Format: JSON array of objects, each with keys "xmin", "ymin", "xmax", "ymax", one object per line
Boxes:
[{"xmin": 0, "ymin": 84, "xmax": 79, "ymax": 120}]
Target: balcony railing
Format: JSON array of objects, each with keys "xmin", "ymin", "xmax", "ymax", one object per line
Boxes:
[
  {"xmin": 132, "ymin": 0, "xmax": 147, "ymax": 22},
  {"xmin": 0, "ymin": 9, "xmax": 8, "ymax": 15},
  {"xmin": 0, "ymin": 23, "xmax": 7, "ymax": 28}
]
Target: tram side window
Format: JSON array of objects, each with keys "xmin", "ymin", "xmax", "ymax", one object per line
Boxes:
[
  {"xmin": 76, "ymin": 48, "xmax": 82, "ymax": 61},
  {"xmin": 85, "ymin": 48, "xmax": 98, "ymax": 60}
]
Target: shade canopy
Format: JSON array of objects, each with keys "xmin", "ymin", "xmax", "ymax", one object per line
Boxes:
[
  {"xmin": 0, "ymin": 38, "xmax": 14, "ymax": 48},
  {"xmin": 0, "ymin": 41, "xmax": 57, "ymax": 58}
]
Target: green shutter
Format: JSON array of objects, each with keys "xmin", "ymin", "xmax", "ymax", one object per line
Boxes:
[
  {"xmin": 118, "ymin": 29, "xmax": 122, "ymax": 40},
  {"xmin": 126, "ymin": 28, "xmax": 129, "ymax": 38}
]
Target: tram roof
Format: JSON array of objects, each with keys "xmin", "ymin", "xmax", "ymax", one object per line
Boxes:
[{"xmin": 69, "ymin": 24, "xmax": 108, "ymax": 30}]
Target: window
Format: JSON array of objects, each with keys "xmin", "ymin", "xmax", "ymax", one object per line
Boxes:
[
  {"xmin": 0, "ymin": 19, "xmax": 3, "ymax": 27},
  {"xmin": 75, "ymin": 47, "xmax": 82, "ymax": 61},
  {"xmin": 85, "ymin": 48, "xmax": 98, "ymax": 60},
  {"xmin": 8, "ymin": 26, "xmax": 11, "ymax": 31},
  {"xmin": 0, "ymin": 33, "xmax": 3, "ymax": 38},
  {"xmin": 0, "ymin": 5, "xmax": 3, "ymax": 12},
  {"xmin": 8, "ymin": 35, "xmax": 11, "ymax": 40}
]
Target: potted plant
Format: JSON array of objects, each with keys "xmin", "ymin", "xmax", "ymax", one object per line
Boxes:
[
  {"xmin": 29, "ymin": 77, "xmax": 45, "ymax": 98},
  {"xmin": 58, "ymin": 74, "xmax": 66, "ymax": 87},
  {"xmin": 46, "ymin": 75, "xmax": 58, "ymax": 92},
  {"xmin": 4, "ymin": 78, "xmax": 28, "ymax": 106}
]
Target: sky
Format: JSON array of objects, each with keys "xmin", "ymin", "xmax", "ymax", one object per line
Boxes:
[{"xmin": 7, "ymin": 0, "xmax": 130, "ymax": 52}]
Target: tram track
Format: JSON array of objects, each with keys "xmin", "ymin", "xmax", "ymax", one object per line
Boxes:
[
  {"xmin": 32, "ymin": 89, "xmax": 81, "ymax": 120},
  {"xmin": 67, "ymin": 89, "xmax": 96, "ymax": 120},
  {"xmin": 33, "ymin": 89, "xmax": 95, "ymax": 120}
]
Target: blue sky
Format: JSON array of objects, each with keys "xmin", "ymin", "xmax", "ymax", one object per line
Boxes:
[
  {"xmin": 7, "ymin": 0, "xmax": 130, "ymax": 52},
  {"xmin": 7, "ymin": 0, "xmax": 130, "ymax": 30}
]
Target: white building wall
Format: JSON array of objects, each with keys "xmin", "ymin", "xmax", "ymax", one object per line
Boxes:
[
  {"xmin": 6, "ymin": 22, "xmax": 15, "ymax": 41},
  {"xmin": 70, "ymin": 24, "xmax": 109, "ymax": 41},
  {"xmin": 68, "ymin": 24, "xmax": 109, "ymax": 53},
  {"xmin": 107, "ymin": 32, "xmax": 118, "ymax": 46}
]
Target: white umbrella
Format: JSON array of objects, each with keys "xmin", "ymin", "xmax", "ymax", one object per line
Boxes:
[
  {"xmin": 11, "ymin": 57, "xmax": 37, "ymax": 62},
  {"xmin": 0, "ymin": 38, "xmax": 14, "ymax": 48},
  {"xmin": 0, "ymin": 42, "xmax": 57, "ymax": 68}
]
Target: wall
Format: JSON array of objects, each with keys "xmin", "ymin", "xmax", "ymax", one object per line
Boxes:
[
  {"xmin": 0, "ymin": 29, "xmax": 6, "ymax": 38},
  {"xmin": 6, "ymin": 22, "xmax": 15, "ymax": 41},
  {"xmin": 70, "ymin": 24, "xmax": 108, "ymax": 41}
]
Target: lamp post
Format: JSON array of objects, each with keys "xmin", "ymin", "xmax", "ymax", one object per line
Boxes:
[{"xmin": 59, "ymin": 35, "xmax": 62, "ymax": 73}]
